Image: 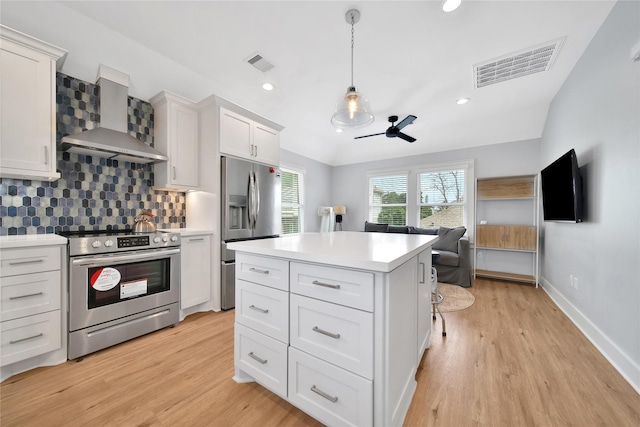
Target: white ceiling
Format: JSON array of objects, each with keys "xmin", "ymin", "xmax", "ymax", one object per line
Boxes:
[{"xmin": 7, "ymin": 1, "xmax": 616, "ymax": 166}]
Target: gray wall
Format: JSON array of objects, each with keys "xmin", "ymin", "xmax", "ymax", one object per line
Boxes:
[
  {"xmin": 539, "ymin": 1, "xmax": 639, "ymax": 390},
  {"xmin": 280, "ymin": 149, "xmax": 333, "ymax": 233},
  {"xmin": 331, "ymin": 138, "xmax": 540, "ymax": 232}
]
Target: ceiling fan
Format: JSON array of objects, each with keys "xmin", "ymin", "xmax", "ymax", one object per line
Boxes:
[{"xmin": 354, "ymin": 115, "xmax": 417, "ymax": 143}]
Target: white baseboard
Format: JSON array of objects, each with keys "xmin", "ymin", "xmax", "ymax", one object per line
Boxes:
[{"xmin": 540, "ymin": 277, "xmax": 640, "ymax": 395}]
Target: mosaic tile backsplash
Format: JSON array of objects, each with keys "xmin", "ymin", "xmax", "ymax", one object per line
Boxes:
[{"xmin": 0, "ymin": 73, "xmax": 186, "ymax": 236}]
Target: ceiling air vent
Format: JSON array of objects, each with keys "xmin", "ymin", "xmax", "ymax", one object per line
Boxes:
[
  {"xmin": 246, "ymin": 53, "xmax": 274, "ymax": 72},
  {"xmin": 474, "ymin": 38, "xmax": 565, "ymax": 89}
]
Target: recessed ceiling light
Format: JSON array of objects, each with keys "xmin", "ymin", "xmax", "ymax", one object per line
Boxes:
[
  {"xmin": 335, "ymin": 128, "xmax": 343, "ymax": 133},
  {"xmin": 262, "ymin": 82, "xmax": 275, "ymax": 91},
  {"xmin": 456, "ymin": 98, "xmax": 470, "ymax": 105},
  {"xmin": 442, "ymin": 0, "xmax": 462, "ymax": 12}
]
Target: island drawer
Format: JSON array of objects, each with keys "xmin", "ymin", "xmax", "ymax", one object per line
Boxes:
[
  {"xmin": 290, "ymin": 262, "xmax": 374, "ymax": 312},
  {"xmin": 236, "ymin": 254, "xmax": 289, "ymax": 291},
  {"xmin": 0, "ymin": 247, "xmax": 61, "ymax": 277},
  {"xmin": 1, "ymin": 310, "xmax": 61, "ymax": 367},
  {"xmin": 235, "ymin": 323, "xmax": 288, "ymax": 398},
  {"xmin": 1, "ymin": 271, "xmax": 61, "ymax": 322},
  {"xmin": 236, "ymin": 279, "xmax": 289, "ymax": 343},
  {"xmin": 288, "ymin": 346, "xmax": 372, "ymax": 427},
  {"xmin": 290, "ymin": 293, "xmax": 373, "ymax": 379}
]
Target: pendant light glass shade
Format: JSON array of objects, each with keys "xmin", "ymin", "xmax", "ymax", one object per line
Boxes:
[{"xmin": 331, "ymin": 86, "xmax": 374, "ymax": 129}]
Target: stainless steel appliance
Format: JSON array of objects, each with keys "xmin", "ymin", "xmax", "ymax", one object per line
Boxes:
[
  {"xmin": 59, "ymin": 230, "xmax": 181, "ymax": 359},
  {"xmin": 221, "ymin": 156, "xmax": 281, "ymax": 310}
]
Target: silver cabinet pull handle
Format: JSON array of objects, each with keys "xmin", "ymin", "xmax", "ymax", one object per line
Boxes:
[
  {"xmin": 419, "ymin": 262, "xmax": 425, "ymax": 284},
  {"xmin": 248, "ymin": 352, "xmax": 267, "ymax": 364},
  {"xmin": 10, "ymin": 292, "xmax": 44, "ymax": 300},
  {"xmin": 312, "ymin": 280, "xmax": 340, "ymax": 290},
  {"xmin": 249, "ymin": 267, "xmax": 269, "ymax": 275},
  {"xmin": 249, "ymin": 305, "xmax": 269, "ymax": 314},
  {"xmin": 9, "ymin": 259, "xmax": 44, "ymax": 266},
  {"xmin": 44, "ymin": 146, "xmax": 49, "ymax": 165},
  {"xmin": 188, "ymin": 238, "xmax": 205, "ymax": 242},
  {"xmin": 311, "ymin": 385, "xmax": 338, "ymax": 403},
  {"xmin": 313, "ymin": 326, "xmax": 340, "ymax": 339},
  {"xmin": 10, "ymin": 333, "xmax": 43, "ymax": 345}
]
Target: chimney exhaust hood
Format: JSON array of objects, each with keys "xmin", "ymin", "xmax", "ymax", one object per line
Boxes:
[{"xmin": 58, "ymin": 65, "xmax": 168, "ymax": 164}]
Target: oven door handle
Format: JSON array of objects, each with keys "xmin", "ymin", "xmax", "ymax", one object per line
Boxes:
[{"xmin": 72, "ymin": 248, "xmax": 181, "ymax": 267}]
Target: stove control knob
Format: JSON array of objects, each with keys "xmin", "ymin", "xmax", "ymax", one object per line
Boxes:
[
  {"xmin": 91, "ymin": 240, "xmax": 102, "ymax": 248},
  {"xmin": 104, "ymin": 240, "xmax": 114, "ymax": 247},
  {"xmin": 170, "ymin": 235, "xmax": 178, "ymax": 242},
  {"xmin": 162, "ymin": 236, "xmax": 169, "ymax": 243},
  {"xmin": 153, "ymin": 236, "xmax": 161, "ymax": 243}
]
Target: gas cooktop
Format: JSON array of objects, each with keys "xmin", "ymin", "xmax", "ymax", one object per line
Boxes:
[{"xmin": 58, "ymin": 229, "xmax": 167, "ymax": 238}]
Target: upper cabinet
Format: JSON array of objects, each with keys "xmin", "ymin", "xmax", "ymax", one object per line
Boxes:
[
  {"xmin": 219, "ymin": 106, "xmax": 280, "ymax": 166},
  {"xmin": 0, "ymin": 25, "xmax": 67, "ymax": 181},
  {"xmin": 150, "ymin": 91, "xmax": 199, "ymax": 191}
]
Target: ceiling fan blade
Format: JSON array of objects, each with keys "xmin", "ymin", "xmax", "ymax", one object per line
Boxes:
[
  {"xmin": 354, "ymin": 132, "xmax": 386, "ymax": 139},
  {"xmin": 395, "ymin": 115, "xmax": 417, "ymax": 131},
  {"xmin": 396, "ymin": 132, "xmax": 416, "ymax": 143}
]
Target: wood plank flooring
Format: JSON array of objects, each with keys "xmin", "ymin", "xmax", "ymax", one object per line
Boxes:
[{"xmin": 1, "ymin": 279, "xmax": 639, "ymax": 426}]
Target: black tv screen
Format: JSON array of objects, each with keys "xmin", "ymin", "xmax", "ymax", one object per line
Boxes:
[{"xmin": 541, "ymin": 149, "xmax": 583, "ymax": 223}]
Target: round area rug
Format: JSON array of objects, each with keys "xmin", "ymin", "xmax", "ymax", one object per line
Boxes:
[{"xmin": 436, "ymin": 283, "xmax": 475, "ymax": 312}]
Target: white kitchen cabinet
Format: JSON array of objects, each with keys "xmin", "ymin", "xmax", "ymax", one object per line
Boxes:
[
  {"xmin": 417, "ymin": 249, "xmax": 432, "ymax": 361},
  {"xmin": 233, "ymin": 235, "xmax": 436, "ymax": 427},
  {"xmin": 179, "ymin": 233, "xmax": 212, "ymax": 309},
  {"xmin": 0, "ymin": 237, "xmax": 67, "ymax": 382},
  {"xmin": 0, "ymin": 25, "xmax": 67, "ymax": 181},
  {"xmin": 150, "ymin": 90, "xmax": 199, "ymax": 191},
  {"xmin": 219, "ymin": 106, "xmax": 280, "ymax": 165}
]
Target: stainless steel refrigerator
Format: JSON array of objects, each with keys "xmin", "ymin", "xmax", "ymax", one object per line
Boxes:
[{"xmin": 220, "ymin": 156, "xmax": 281, "ymax": 309}]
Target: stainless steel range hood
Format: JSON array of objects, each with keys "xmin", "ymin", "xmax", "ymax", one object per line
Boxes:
[{"xmin": 58, "ymin": 65, "xmax": 168, "ymax": 164}]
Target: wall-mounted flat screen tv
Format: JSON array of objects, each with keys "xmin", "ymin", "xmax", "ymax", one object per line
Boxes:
[{"xmin": 540, "ymin": 149, "xmax": 584, "ymax": 223}]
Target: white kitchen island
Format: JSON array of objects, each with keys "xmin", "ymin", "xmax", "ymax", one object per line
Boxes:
[{"xmin": 228, "ymin": 231, "xmax": 439, "ymax": 427}]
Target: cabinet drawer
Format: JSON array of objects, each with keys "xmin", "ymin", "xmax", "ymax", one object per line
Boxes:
[
  {"xmin": 1, "ymin": 310, "xmax": 61, "ymax": 367},
  {"xmin": 288, "ymin": 347, "xmax": 372, "ymax": 427},
  {"xmin": 290, "ymin": 294, "xmax": 373, "ymax": 379},
  {"xmin": 236, "ymin": 280, "xmax": 288, "ymax": 343},
  {"xmin": 1, "ymin": 271, "xmax": 61, "ymax": 321},
  {"xmin": 235, "ymin": 323, "xmax": 288, "ymax": 398},
  {"xmin": 290, "ymin": 262, "xmax": 373, "ymax": 312},
  {"xmin": 236, "ymin": 254, "xmax": 289, "ymax": 291},
  {"xmin": 0, "ymin": 246, "xmax": 61, "ymax": 277}
]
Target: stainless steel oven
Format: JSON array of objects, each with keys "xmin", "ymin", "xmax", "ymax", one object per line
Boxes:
[{"xmin": 60, "ymin": 230, "xmax": 181, "ymax": 359}]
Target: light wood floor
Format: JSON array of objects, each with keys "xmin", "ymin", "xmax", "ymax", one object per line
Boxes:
[{"xmin": 1, "ymin": 279, "xmax": 639, "ymax": 426}]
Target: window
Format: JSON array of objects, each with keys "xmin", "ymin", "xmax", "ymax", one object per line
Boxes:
[
  {"xmin": 418, "ymin": 168, "xmax": 466, "ymax": 228},
  {"xmin": 368, "ymin": 173, "xmax": 408, "ymax": 226},
  {"xmin": 366, "ymin": 160, "xmax": 473, "ymax": 233},
  {"xmin": 281, "ymin": 166, "xmax": 304, "ymax": 234}
]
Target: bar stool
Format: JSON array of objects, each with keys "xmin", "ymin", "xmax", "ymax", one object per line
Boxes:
[{"xmin": 431, "ymin": 251, "xmax": 446, "ymax": 337}]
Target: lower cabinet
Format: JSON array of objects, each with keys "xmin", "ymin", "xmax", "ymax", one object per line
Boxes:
[
  {"xmin": 0, "ymin": 241, "xmax": 67, "ymax": 382},
  {"xmin": 180, "ymin": 234, "xmax": 212, "ymax": 310},
  {"xmin": 288, "ymin": 347, "xmax": 373, "ymax": 427},
  {"xmin": 234, "ymin": 250, "xmax": 431, "ymax": 426}
]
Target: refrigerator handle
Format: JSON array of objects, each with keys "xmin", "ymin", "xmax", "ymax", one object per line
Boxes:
[
  {"xmin": 254, "ymin": 172, "xmax": 260, "ymax": 225},
  {"xmin": 247, "ymin": 172, "xmax": 254, "ymax": 229},
  {"xmin": 249, "ymin": 171, "xmax": 257, "ymax": 229}
]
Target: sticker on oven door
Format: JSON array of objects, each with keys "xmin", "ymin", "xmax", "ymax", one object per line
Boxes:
[
  {"xmin": 90, "ymin": 268, "xmax": 121, "ymax": 291},
  {"xmin": 120, "ymin": 278, "xmax": 148, "ymax": 299}
]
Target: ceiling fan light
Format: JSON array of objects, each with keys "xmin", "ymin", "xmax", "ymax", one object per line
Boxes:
[
  {"xmin": 331, "ymin": 86, "xmax": 374, "ymax": 129},
  {"xmin": 442, "ymin": 0, "xmax": 462, "ymax": 12}
]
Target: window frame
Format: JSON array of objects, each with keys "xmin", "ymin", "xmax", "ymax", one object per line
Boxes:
[
  {"xmin": 366, "ymin": 170, "xmax": 409, "ymax": 226},
  {"xmin": 365, "ymin": 160, "xmax": 475, "ymax": 239},
  {"xmin": 280, "ymin": 164, "xmax": 305, "ymax": 235}
]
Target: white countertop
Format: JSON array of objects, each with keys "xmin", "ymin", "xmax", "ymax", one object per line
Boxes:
[
  {"xmin": 166, "ymin": 228, "xmax": 214, "ymax": 237},
  {"xmin": 0, "ymin": 234, "xmax": 67, "ymax": 249},
  {"xmin": 228, "ymin": 231, "xmax": 439, "ymax": 272}
]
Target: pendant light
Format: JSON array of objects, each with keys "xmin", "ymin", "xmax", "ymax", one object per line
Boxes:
[{"xmin": 331, "ymin": 9, "xmax": 374, "ymax": 129}]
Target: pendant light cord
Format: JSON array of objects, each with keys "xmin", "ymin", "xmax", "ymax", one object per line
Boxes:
[{"xmin": 350, "ymin": 14, "xmax": 355, "ymax": 87}]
